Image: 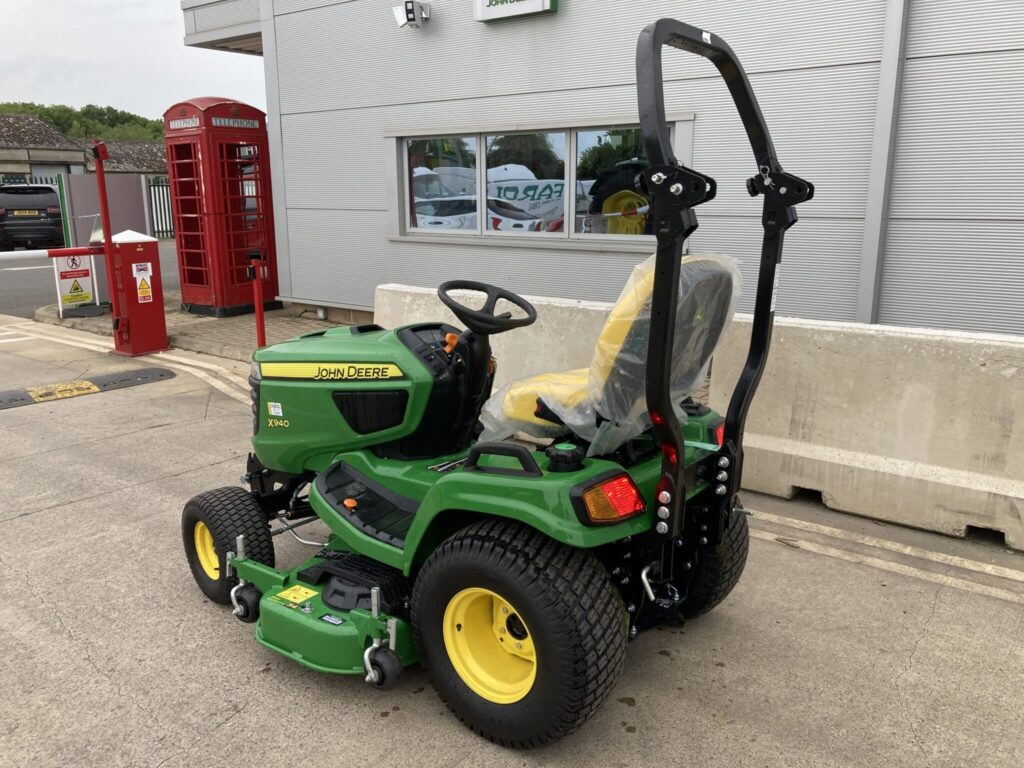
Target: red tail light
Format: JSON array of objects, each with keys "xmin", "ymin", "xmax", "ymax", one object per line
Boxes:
[
  {"xmin": 579, "ymin": 474, "xmax": 646, "ymax": 524},
  {"xmin": 46, "ymin": 207, "xmax": 61, "ymax": 215},
  {"xmin": 0, "ymin": 208, "xmax": 5, "ymax": 216},
  {"xmin": 710, "ymin": 419, "xmax": 725, "ymax": 447}
]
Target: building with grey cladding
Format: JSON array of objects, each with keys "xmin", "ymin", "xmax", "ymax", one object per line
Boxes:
[{"xmin": 182, "ymin": 0, "xmax": 1024, "ymax": 336}]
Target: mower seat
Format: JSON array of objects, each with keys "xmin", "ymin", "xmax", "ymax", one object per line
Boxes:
[{"xmin": 482, "ymin": 253, "xmax": 740, "ymax": 453}]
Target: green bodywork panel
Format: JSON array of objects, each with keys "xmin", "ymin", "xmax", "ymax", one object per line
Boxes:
[
  {"xmin": 308, "ymin": 426, "xmax": 716, "ymax": 576},
  {"xmin": 233, "ymin": 554, "xmax": 417, "ymax": 675},
  {"xmin": 251, "ymin": 325, "xmax": 437, "ymax": 473}
]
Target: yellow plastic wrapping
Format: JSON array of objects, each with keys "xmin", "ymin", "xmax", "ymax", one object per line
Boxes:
[{"xmin": 481, "ymin": 253, "xmax": 742, "ymax": 454}]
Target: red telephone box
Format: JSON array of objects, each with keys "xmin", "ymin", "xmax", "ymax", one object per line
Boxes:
[{"xmin": 163, "ymin": 98, "xmax": 280, "ymax": 316}]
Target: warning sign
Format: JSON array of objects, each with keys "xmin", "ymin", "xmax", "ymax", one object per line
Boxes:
[
  {"xmin": 55, "ymin": 255, "xmax": 94, "ymax": 308},
  {"xmin": 133, "ymin": 262, "xmax": 153, "ymax": 304}
]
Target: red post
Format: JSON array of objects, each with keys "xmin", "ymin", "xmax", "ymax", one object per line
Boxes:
[
  {"xmin": 91, "ymin": 141, "xmax": 119, "ymax": 323},
  {"xmin": 251, "ymin": 257, "xmax": 266, "ymax": 348}
]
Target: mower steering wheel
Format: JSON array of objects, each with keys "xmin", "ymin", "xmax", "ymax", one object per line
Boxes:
[{"xmin": 437, "ymin": 280, "xmax": 537, "ymax": 336}]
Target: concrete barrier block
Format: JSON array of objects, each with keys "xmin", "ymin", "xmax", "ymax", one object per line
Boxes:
[
  {"xmin": 711, "ymin": 316, "xmax": 1024, "ymax": 549},
  {"xmin": 374, "ymin": 283, "xmax": 612, "ymax": 390}
]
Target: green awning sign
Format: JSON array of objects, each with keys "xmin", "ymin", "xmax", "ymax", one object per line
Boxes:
[{"xmin": 474, "ymin": 0, "xmax": 556, "ymax": 23}]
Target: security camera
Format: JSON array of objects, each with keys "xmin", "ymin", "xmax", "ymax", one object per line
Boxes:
[{"xmin": 393, "ymin": 1, "xmax": 430, "ymax": 28}]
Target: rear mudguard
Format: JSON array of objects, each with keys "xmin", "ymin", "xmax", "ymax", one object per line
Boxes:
[{"xmin": 308, "ymin": 452, "xmax": 665, "ymax": 576}]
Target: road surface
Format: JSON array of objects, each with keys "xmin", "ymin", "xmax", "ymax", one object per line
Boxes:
[{"xmin": 0, "ymin": 316, "xmax": 1022, "ymax": 768}]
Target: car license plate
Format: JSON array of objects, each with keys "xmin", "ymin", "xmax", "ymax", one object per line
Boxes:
[{"xmin": 13, "ymin": 210, "xmax": 38, "ymax": 216}]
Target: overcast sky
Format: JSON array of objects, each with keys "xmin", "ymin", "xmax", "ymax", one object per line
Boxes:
[{"xmin": 0, "ymin": 0, "xmax": 266, "ymax": 119}]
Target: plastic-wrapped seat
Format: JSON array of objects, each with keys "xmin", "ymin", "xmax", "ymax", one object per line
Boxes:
[{"xmin": 480, "ymin": 253, "xmax": 741, "ymax": 455}]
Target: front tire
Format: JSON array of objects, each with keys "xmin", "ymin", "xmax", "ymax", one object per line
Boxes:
[
  {"xmin": 182, "ymin": 486, "xmax": 274, "ymax": 604},
  {"xmin": 679, "ymin": 502, "xmax": 749, "ymax": 618},
  {"xmin": 411, "ymin": 519, "xmax": 626, "ymax": 748}
]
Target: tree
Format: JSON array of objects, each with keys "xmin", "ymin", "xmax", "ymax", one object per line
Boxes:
[
  {"xmin": 486, "ymin": 134, "xmax": 564, "ymax": 179},
  {"xmin": 0, "ymin": 102, "xmax": 163, "ymax": 141},
  {"xmin": 576, "ymin": 129, "xmax": 645, "ymax": 181}
]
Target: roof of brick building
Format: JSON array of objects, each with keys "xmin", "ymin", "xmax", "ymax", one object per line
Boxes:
[{"xmin": 0, "ymin": 113, "xmax": 82, "ymax": 150}]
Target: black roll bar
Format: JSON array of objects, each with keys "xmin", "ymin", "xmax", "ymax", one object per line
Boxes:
[{"xmin": 635, "ymin": 19, "xmax": 814, "ymax": 539}]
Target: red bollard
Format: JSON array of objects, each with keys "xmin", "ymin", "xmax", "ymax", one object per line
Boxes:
[{"xmin": 251, "ymin": 256, "xmax": 266, "ymax": 348}]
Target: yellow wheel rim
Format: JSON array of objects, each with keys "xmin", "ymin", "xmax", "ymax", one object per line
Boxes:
[
  {"xmin": 603, "ymin": 189, "xmax": 647, "ymax": 235},
  {"xmin": 194, "ymin": 521, "xmax": 220, "ymax": 580},
  {"xmin": 442, "ymin": 588, "xmax": 536, "ymax": 704}
]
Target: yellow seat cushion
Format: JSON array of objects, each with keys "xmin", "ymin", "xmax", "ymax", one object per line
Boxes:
[{"xmin": 501, "ymin": 368, "xmax": 589, "ymax": 429}]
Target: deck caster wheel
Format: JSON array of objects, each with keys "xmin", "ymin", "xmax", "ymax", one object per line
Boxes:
[
  {"xmin": 366, "ymin": 648, "xmax": 403, "ymax": 690},
  {"xmin": 231, "ymin": 584, "xmax": 261, "ymax": 624},
  {"xmin": 182, "ymin": 486, "xmax": 275, "ymax": 605}
]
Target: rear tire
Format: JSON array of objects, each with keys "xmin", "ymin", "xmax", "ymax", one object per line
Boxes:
[
  {"xmin": 679, "ymin": 501, "xmax": 749, "ymax": 618},
  {"xmin": 182, "ymin": 486, "xmax": 274, "ymax": 605},
  {"xmin": 411, "ymin": 519, "xmax": 626, "ymax": 748}
]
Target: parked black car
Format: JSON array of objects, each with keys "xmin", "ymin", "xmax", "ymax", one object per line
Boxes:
[{"xmin": 0, "ymin": 184, "xmax": 64, "ymax": 250}]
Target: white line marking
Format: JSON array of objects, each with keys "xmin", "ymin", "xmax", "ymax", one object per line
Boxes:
[
  {"xmin": 23, "ymin": 326, "xmax": 250, "ymax": 394},
  {"xmin": 159, "ymin": 361, "xmax": 250, "ymax": 405},
  {"xmin": 0, "ymin": 336, "xmax": 33, "ymax": 344},
  {"xmin": 752, "ymin": 510, "xmax": 1024, "ymax": 584},
  {"xmin": 750, "ymin": 530, "xmax": 1024, "ymax": 606},
  {"xmin": 11, "ymin": 327, "xmax": 251, "ymax": 405},
  {"xmin": 0, "ymin": 265, "xmax": 52, "ymax": 271}
]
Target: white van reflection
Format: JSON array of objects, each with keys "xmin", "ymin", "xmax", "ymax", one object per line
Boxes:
[{"xmin": 414, "ymin": 197, "xmax": 544, "ymax": 232}]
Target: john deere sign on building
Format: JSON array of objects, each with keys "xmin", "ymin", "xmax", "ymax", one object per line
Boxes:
[{"xmin": 474, "ymin": 0, "xmax": 556, "ymax": 23}]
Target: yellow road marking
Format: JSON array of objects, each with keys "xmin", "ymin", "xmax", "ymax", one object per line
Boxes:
[{"xmin": 27, "ymin": 380, "xmax": 101, "ymax": 402}]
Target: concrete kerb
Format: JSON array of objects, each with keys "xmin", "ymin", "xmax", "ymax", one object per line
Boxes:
[{"xmin": 33, "ymin": 291, "xmax": 339, "ymax": 363}]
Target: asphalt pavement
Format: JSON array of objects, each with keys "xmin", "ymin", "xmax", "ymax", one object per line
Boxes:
[
  {"xmin": 0, "ymin": 239, "xmax": 180, "ymax": 318},
  {"xmin": 0, "ymin": 316, "xmax": 1022, "ymax": 768}
]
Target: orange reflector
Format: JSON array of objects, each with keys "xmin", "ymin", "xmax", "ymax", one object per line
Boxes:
[
  {"xmin": 343, "ymin": 498, "xmax": 358, "ymax": 510},
  {"xmin": 582, "ymin": 475, "xmax": 646, "ymax": 523}
]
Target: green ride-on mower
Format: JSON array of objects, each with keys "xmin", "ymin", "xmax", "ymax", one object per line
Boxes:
[{"xmin": 182, "ymin": 19, "xmax": 812, "ymax": 747}]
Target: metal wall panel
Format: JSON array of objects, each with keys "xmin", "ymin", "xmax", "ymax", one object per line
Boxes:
[
  {"xmin": 272, "ymin": 0, "xmax": 885, "ymax": 316},
  {"xmin": 286, "ymin": 209, "xmax": 648, "ymax": 307},
  {"xmin": 879, "ymin": 47, "xmax": 1024, "ymax": 334},
  {"xmin": 888, "ymin": 52, "xmax": 1024, "ymax": 220},
  {"xmin": 193, "ymin": 0, "xmax": 260, "ymax": 32},
  {"xmin": 279, "ymin": 62, "xmax": 878, "ymax": 218},
  {"xmin": 907, "ymin": 0, "xmax": 1024, "ymax": 58},
  {"xmin": 879, "ymin": 220, "xmax": 1024, "ymax": 335},
  {"xmin": 274, "ymin": 0, "xmax": 885, "ymax": 115}
]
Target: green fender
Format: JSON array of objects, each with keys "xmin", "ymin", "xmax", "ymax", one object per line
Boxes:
[{"xmin": 402, "ymin": 455, "xmax": 663, "ymax": 575}]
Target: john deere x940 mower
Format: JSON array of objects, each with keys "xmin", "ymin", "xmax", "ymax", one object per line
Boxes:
[{"xmin": 182, "ymin": 19, "xmax": 812, "ymax": 747}]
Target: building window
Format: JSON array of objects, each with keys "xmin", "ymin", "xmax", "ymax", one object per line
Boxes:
[
  {"xmin": 485, "ymin": 131, "xmax": 565, "ymax": 233},
  {"xmin": 401, "ymin": 122, "xmax": 683, "ymax": 240},
  {"xmin": 574, "ymin": 127, "xmax": 649, "ymax": 236},
  {"xmin": 406, "ymin": 135, "xmax": 478, "ymax": 232}
]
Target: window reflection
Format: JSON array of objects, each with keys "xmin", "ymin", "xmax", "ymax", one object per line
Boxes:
[
  {"xmin": 485, "ymin": 132, "xmax": 566, "ymax": 232},
  {"xmin": 575, "ymin": 127, "xmax": 649, "ymax": 236},
  {"xmin": 407, "ymin": 136, "xmax": 478, "ymax": 230}
]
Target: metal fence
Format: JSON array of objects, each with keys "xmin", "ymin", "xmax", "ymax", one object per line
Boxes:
[
  {"xmin": 147, "ymin": 177, "xmax": 174, "ymax": 238},
  {"xmin": 1, "ymin": 174, "xmax": 64, "ymax": 185}
]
